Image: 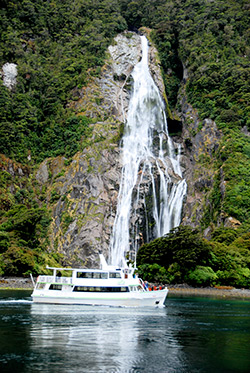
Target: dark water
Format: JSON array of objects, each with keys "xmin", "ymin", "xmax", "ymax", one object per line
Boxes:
[{"xmin": 0, "ymin": 291, "xmax": 250, "ymax": 372}]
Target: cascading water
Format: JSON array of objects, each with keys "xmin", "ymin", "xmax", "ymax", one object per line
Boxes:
[{"xmin": 109, "ymin": 36, "xmax": 187, "ymax": 267}]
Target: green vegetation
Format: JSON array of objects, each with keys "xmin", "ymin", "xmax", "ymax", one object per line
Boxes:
[
  {"xmin": 137, "ymin": 226, "xmax": 250, "ymax": 288},
  {"xmin": 0, "ymin": 0, "xmax": 127, "ymax": 163},
  {"xmin": 0, "ymin": 0, "xmax": 128, "ymax": 275},
  {"xmin": 120, "ymin": 0, "xmax": 250, "ymax": 127},
  {"xmin": 0, "ymin": 203, "xmax": 62, "ymax": 276},
  {"xmin": 0, "ymin": 0, "xmax": 250, "ymax": 281},
  {"xmin": 218, "ymin": 131, "xmax": 250, "ymax": 222}
]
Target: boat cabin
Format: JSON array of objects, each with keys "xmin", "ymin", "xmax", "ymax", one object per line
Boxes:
[{"xmin": 35, "ymin": 261, "xmax": 144, "ymax": 295}]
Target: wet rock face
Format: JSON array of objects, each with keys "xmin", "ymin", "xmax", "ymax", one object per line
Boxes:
[
  {"xmin": 36, "ymin": 143, "xmax": 122, "ymax": 269},
  {"xmin": 37, "ymin": 30, "xmax": 226, "ymax": 267},
  {"xmin": 39, "ymin": 31, "xmax": 177, "ymax": 268},
  {"xmin": 34, "ymin": 33, "xmax": 144, "ymax": 268},
  {"xmin": 35, "ymin": 161, "xmax": 49, "ymax": 184},
  {"xmin": 148, "ymin": 44, "xmax": 166, "ymax": 99},
  {"xmin": 73, "ymin": 32, "xmax": 142, "ymax": 124},
  {"xmin": 33, "ymin": 30, "xmax": 228, "ymax": 268},
  {"xmin": 177, "ymin": 86, "xmax": 223, "ymax": 229},
  {"xmin": 108, "ymin": 33, "xmax": 142, "ymax": 80}
]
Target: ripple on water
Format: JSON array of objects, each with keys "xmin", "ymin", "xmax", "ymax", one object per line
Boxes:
[{"xmin": 0, "ymin": 296, "xmax": 250, "ymax": 372}]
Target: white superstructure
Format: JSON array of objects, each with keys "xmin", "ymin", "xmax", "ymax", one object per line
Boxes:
[{"xmin": 31, "ymin": 254, "xmax": 168, "ymax": 307}]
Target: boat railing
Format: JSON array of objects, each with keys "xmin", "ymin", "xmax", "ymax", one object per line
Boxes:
[
  {"xmin": 38, "ymin": 275, "xmax": 73, "ymax": 284},
  {"xmin": 139, "ymin": 278, "xmax": 149, "ymax": 291}
]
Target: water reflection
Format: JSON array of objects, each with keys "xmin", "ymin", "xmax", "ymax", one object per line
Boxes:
[
  {"xmin": 30, "ymin": 304, "xmax": 185, "ymax": 372},
  {"xmin": 1, "ymin": 292, "xmax": 250, "ymax": 372}
]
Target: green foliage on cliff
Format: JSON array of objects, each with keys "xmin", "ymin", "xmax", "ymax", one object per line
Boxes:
[
  {"xmin": 0, "ymin": 156, "xmax": 63, "ymax": 275},
  {"xmin": 1, "ymin": 0, "xmax": 249, "ymax": 157},
  {"xmin": 0, "ymin": 0, "xmax": 127, "ymax": 163},
  {"xmin": 121, "ymin": 0, "xmax": 250, "ymax": 128},
  {"xmin": 212, "ymin": 130, "xmax": 250, "ymax": 223},
  {"xmin": 0, "ymin": 0, "xmax": 128, "ymax": 274},
  {"xmin": 0, "ymin": 203, "xmax": 60, "ymax": 276},
  {"xmin": 137, "ymin": 226, "xmax": 250, "ymax": 288},
  {"xmin": 176, "ymin": 0, "xmax": 249, "ymax": 129}
]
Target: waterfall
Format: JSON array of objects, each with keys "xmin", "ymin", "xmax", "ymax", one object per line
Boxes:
[{"xmin": 109, "ymin": 36, "xmax": 187, "ymax": 267}]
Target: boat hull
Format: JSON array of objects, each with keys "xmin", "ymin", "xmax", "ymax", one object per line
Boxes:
[{"xmin": 31, "ymin": 289, "xmax": 168, "ymax": 307}]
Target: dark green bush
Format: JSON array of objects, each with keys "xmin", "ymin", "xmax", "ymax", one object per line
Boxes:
[
  {"xmin": 137, "ymin": 263, "xmax": 169, "ymax": 284},
  {"xmin": 187, "ymin": 266, "xmax": 217, "ymax": 287},
  {"xmin": 137, "ymin": 225, "xmax": 250, "ymax": 288}
]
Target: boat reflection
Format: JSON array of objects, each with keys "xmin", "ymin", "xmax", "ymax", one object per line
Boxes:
[{"xmin": 30, "ymin": 303, "xmax": 185, "ymax": 371}]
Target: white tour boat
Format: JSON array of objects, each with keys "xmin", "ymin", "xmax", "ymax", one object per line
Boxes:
[{"xmin": 31, "ymin": 254, "xmax": 168, "ymax": 307}]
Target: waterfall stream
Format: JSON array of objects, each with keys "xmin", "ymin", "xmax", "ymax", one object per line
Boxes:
[{"xmin": 109, "ymin": 36, "xmax": 187, "ymax": 267}]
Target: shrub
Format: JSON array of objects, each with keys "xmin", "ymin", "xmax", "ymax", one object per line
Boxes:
[
  {"xmin": 187, "ymin": 266, "xmax": 217, "ymax": 287},
  {"xmin": 216, "ymin": 268, "xmax": 250, "ymax": 288},
  {"xmin": 137, "ymin": 263, "xmax": 169, "ymax": 284}
]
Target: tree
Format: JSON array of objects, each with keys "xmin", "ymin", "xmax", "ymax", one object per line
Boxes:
[{"xmin": 137, "ymin": 225, "xmax": 211, "ymax": 282}]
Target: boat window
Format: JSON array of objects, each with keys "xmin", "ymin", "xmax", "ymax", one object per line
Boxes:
[
  {"xmin": 100, "ymin": 273, "xmax": 108, "ymax": 279},
  {"xmin": 109, "ymin": 272, "xmax": 121, "ymax": 279},
  {"xmin": 93, "ymin": 272, "xmax": 108, "ymax": 279},
  {"xmin": 76, "ymin": 272, "xmax": 108, "ymax": 279},
  {"xmin": 120, "ymin": 287, "xmax": 128, "ymax": 292},
  {"xmin": 36, "ymin": 283, "xmax": 46, "ymax": 290},
  {"xmin": 74, "ymin": 286, "xmax": 88, "ymax": 292},
  {"xmin": 129, "ymin": 286, "xmax": 143, "ymax": 292},
  {"xmin": 77, "ymin": 272, "xmax": 88, "ymax": 278},
  {"xmin": 73, "ymin": 286, "xmax": 129, "ymax": 292},
  {"xmin": 49, "ymin": 284, "xmax": 62, "ymax": 291},
  {"xmin": 86, "ymin": 273, "xmax": 93, "ymax": 278}
]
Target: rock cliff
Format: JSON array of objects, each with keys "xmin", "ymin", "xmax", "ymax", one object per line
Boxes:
[
  {"xmin": 36, "ymin": 32, "xmax": 144, "ymax": 267},
  {"xmin": 35, "ymin": 31, "xmax": 224, "ymax": 267},
  {"xmin": 177, "ymin": 85, "xmax": 222, "ymax": 235}
]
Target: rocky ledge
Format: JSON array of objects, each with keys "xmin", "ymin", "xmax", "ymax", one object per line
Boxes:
[
  {"xmin": 0, "ymin": 277, "xmax": 33, "ymax": 289},
  {"xmin": 168, "ymin": 285, "xmax": 250, "ymax": 299}
]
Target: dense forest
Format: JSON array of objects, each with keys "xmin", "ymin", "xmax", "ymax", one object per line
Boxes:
[{"xmin": 0, "ymin": 0, "xmax": 250, "ymax": 286}]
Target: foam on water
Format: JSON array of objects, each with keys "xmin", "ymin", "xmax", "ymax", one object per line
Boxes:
[{"xmin": 0, "ymin": 299, "xmax": 32, "ymax": 304}]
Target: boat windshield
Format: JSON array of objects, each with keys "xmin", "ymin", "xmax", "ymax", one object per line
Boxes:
[
  {"xmin": 73, "ymin": 286, "xmax": 129, "ymax": 292},
  {"xmin": 76, "ymin": 272, "xmax": 108, "ymax": 279},
  {"xmin": 109, "ymin": 272, "xmax": 121, "ymax": 279}
]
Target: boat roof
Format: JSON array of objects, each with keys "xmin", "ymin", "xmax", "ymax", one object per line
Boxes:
[
  {"xmin": 46, "ymin": 265, "xmax": 122, "ymax": 272},
  {"xmin": 45, "ymin": 254, "xmax": 135, "ymax": 273}
]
